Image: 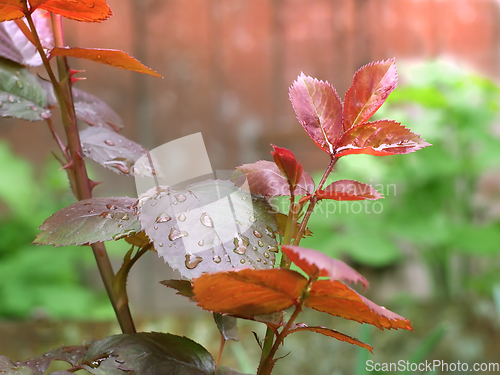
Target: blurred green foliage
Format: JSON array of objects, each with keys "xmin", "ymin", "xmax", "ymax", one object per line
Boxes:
[
  {"xmin": 0, "ymin": 141, "xmax": 113, "ymax": 319},
  {"xmin": 301, "ymin": 60, "xmax": 500, "ymax": 298}
]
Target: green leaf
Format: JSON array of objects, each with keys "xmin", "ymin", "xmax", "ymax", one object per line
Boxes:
[
  {"xmin": 81, "ymin": 332, "xmax": 216, "ymax": 375},
  {"xmin": 214, "ymin": 313, "xmax": 239, "ymax": 341},
  {"xmin": 0, "ymin": 57, "xmax": 50, "ymax": 121},
  {"xmin": 34, "ymin": 197, "xmax": 141, "ymax": 246},
  {"xmin": 80, "ymin": 127, "xmax": 148, "ymax": 176},
  {"xmin": 138, "ymin": 180, "xmax": 278, "ymax": 279},
  {"xmin": 0, "ymin": 356, "xmax": 43, "ymax": 375}
]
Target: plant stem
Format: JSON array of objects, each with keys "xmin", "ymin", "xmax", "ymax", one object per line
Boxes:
[
  {"xmin": 24, "ymin": 5, "xmax": 136, "ymax": 334},
  {"xmin": 293, "ymin": 156, "xmax": 337, "ymax": 245}
]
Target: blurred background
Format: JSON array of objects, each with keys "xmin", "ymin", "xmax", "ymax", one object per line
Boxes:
[{"xmin": 1, "ymin": 0, "xmax": 500, "ymax": 373}]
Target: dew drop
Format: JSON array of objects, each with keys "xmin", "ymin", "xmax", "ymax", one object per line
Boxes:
[
  {"xmin": 169, "ymin": 227, "xmax": 188, "ymax": 241},
  {"xmin": 241, "ymin": 196, "xmax": 247, "ymax": 201},
  {"xmin": 118, "ymin": 224, "xmax": 123, "ymax": 228},
  {"xmin": 258, "ymin": 240, "xmax": 264, "ymax": 247},
  {"xmin": 268, "ymin": 245, "xmax": 279, "ymax": 253},
  {"xmin": 104, "ymin": 139, "xmax": 115, "ymax": 146},
  {"xmin": 88, "ymin": 209, "xmax": 95, "ymax": 214},
  {"xmin": 198, "ymin": 239, "xmax": 204, "ymax": 246},
  {"xmin": 121, "ymin": 214, "xmax": 129, "ymax": 220},
  {"xmin": 178, "ymin": 214, "xmax": 186, "ymax": 222},
  {"xmin": 158, "ymin": 242, "xmax": 164, "ymax": 247},
  {"xmin": 173, "ymin": 201, "xmax": 178, "ymax": 205},
  {"xmin": 106, "ymin": 204, "xmax": 117, "ymax": 210},
  {"xmin": 16, "ymin": 80, "xmax": 23, "ymax": 89},
  {"xmin": 185, "ymin": 253, "xmax": 203, "ymax": 269},
  {"xmin": 99, "ymin": 212, "xmax": 111, "ymax": 219},
  {"xmin": 233, "ymin": 246, "xmax": 246, "ymax": 255},
  {"xmin": 264, "ymin": 252, "xmax": 270, "ymax": 258},
  {"xmin": 213, "ymin": 255, "xmax": 222, "ymax": 263},
  {"xmin": 263, "ymin": 260, "xmax": 268, "ymax": 265},
  {"xmin": 249, "ymin": 216, "xmax": 256, "ymax": 222},
  {"xmin": 8, "ymin": 95, "xmax": 15, "ymax": 103},
  {"xmin": 41, "ymin": 111, "xmax": 51, "ymax": 119},
  {"xmin": 155, "ymin": 213, "xmax": 172, "ymax": 223},
  {"xmin": 240, "ymin": 259, "xmax": 246, "ymax": 264},
  {"xmin": 174, "ymin": 194, "xmax": 187, "ymax": 202},
  {"xmin": 256, "ymin": 258, "xmax": 262, "ymax": 262},
  {"xmin": 154, "ymin": 225, "xmax": 159, "ymax": 230},
  {"xmin": 266, "ymin": 226, "xmax": 276, "ymax": 239},
  {"xmin": 30, "ymin": 105, "xmax": 37, "ymax": 111},
  {"xmin": 200, "ymin": 212, "xmax": 214, "ymax": 227},
  {"xmin": 253, "ymin": 230, "xmax": 262, "ymax": 238},
  {"xmin": 97, "ymin": 54, "xmax": 101, "ymax": 58},
  {"xmin": 84, "ymin": 202, "xmax": 92, "ymax": 206},
  {"xmin": 252, "ymin": 246, "xmax": 258, "ymax": 251},
  {"xmin": 114, "ymin": 163, "xmax": 130, "ymax": 174}
]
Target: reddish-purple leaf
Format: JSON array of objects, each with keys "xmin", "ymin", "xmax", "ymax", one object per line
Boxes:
[
  {"xmin": 30, "ymin": 0, "xmax": 112, "ymax": 22},
  {"xmin": 286, "ymin": 325, "xmax": 373, "ymax": 353},
  {"xmin": 233, "ymin": 160, "xmax": 315, "ymax": 197},
  {"xmin": 34, "ymin": 197, "xmax": 141, "ymax": 246},
  {"xmin": 316, "ymin": 179, "xmax": 383, "ymax": 201},
  {"xmin": 193, "ymin": 269, "xmax": 307, "ymax": 319},
  {"xmin": 0, "ymin": 10, "xmax": 54, "ymax": 66},
  {"xmin": 0, "ymin": 1, "xmax": 24, "ymax": 22},
  {"xmin": 281, "ymin": 245, "xmax": 368, "ymax": 288},
  {"xmin": 271, "ymin": 144, "xmax": 303, "ymax": 190},
  {"xmin": 289, "ymin": 73, "xmax": 343, "ymax": 154},
  {"xmin": 49, "ymin": 47, "xmax": 162, "ymax": 77},
  {"xmin": 335, "ymin": 120, "xmax": 431, "ymax": 158},
  {"xmin": 343, "ymin": 59, "xmax": 398, "ymax": 131},
  {"xmin": 306, "ymin": 280, "xmax": 413, "ymax": 330}
]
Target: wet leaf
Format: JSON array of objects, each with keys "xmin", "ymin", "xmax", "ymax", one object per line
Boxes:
[
  {"xmin": 80, "ymin": 127, "xmax": 148, "ymax": 176},
  {"xmin": 286, "ymin": 325, "xmax": 373, "ymax": 353},
  {"xmin": 138, "ymin": 180, "xmax": 278, "ymax": 279},
  {"xmin": 0, "ymin": 355, "xmax": 43, "ymax": 375},
  {"xmin": 335, "ymin": 120, "xmax": 431, "ymax": 157},
  {"xmin": 305, "ymin": 280, "xmax": 413, "ymax": 330},
  {"xmin": 289, "ymin": 72, "xmax": 343, "ymax": 154},
  {"xmin": 43, "ymin": 345, "xmax": 87, "ymax": 366},
  {"xmin": 73, "ymin": 88, "xmax": 123, "ymax": 130},
  {"xmin": 343, "ymin": 59, "xmax": 398, "ymax": 131},
  {"xmin": 316, "ymin": 179, "xmax": 383, "ymax": 201},
  {"xmin": 49, "ymin": 47, "xmax": 161, "ymax": 77},
  {"xmin": 275, "ymin": 213, "xmax": 312, "ymax": 238},
  {"xmin": 214, "ymin": 313, "xmax": 239, "ymax": 341},
  {"xmin": 233, "ymin": 160, "xmax": 314, "ymax": 197},
  {"xmin": 193, "ymin": 269, "xmax": 307, "ymax": 318},
  {"xmin": 0, "ymin": 57, "xmax": 50, "ymax": 121},
  {"xmin": 161, "ymin": 279, "xmax": 195, "ymax": 300},
  {"xmin": 0, "ymin": 1, "xmax": 24, "ymax": 22},
  {"xmin": 34, "ymin": 197, "xmax": 141, "ymax": 246},
  {"xmin": 0, "ymin": 10, "xmax": 53, "ymax": 66},
  {"xmin": 271, "ymin": 145, "xmax": 303, "ymax": 190},
  {"xmin": 82, "ymin": 332, "xmax": 215, "ymax": 375},
  {"xmin": 281, "ymin": 245, "xmax": 369, "ymax": 288},
  {"xmin": 30, "ymin": 0, "xmax": 112, "ymax": 22}
]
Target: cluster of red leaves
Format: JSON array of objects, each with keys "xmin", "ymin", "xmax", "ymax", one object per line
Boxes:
[
  {"xmin": 166, "ymin": 245, "xmax": 413, "ymax": 353},
  {"xmin": 0, "ymin": 0, "xmax": 161, "ymax": 77}
]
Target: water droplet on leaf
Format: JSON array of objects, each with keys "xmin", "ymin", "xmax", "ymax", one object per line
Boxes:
[
  {"xmin": 240, "ymin": 259, "xmax": 246, "ymax": 264},
  {"xmin": 99, "ymin": 212, "xmax": 111, "ymax": 219},
  {"xmin": 121, "ymin": 214, "xmax": 129, "ymax": 220},
  {"xmin": 198, "ymin": 239, "xmax": 204, "ymax": 246},
  {"xmin": 169, "ymin": 227, "xmax": 188, "ymax": 241},
  {"xmin": 213, "ymin": 255, "xmax": 221, "ymax": 263},
  {"xmin": 200, "ymin": 212, "xmax": 214, "ymax": 227},
  {"xmin": 174, "ymin": 194, "xmax": 187, "ymax": 202},
  {"xmin": 185, "ymin": 253, "xmax": 203, "ymax": 269},
  {"xmin": 155, "ymin": 213, "xmax": 172, "ymax": 223},
  {"xmin": 264, "ymin": 252, "xmax": 270, "ymax": 258},
  {"xmin": 253, "ymin": 230, "xmax": 262, "ymax": 238},
  {"xmin": 106, "ymin": 204, "xmax": 117, "ymax": 210},
  {"xmin": 178, "ymin": 214, "xmax": 186, "ymax": 222},
  {"xmin": 158, "ymin": 242, "xmax": 164, "ymax": 247},
  {"xmin": 266, "ymin": 226, "xmax": 276, "ymax": 239},
  {"xmin": 8, "ymin": 95, "xmax": 15, "ymax": 103},
  {"xmin": 104, "ymin": 139, "xmax": 115, "ymax": 146},
  {"xmin": 268, "ymin": 245, "xmax": 279, "ymax": 253},
  {"xmin": 258, "ymin": 240, "xmax": 264, "ymax": 247}
]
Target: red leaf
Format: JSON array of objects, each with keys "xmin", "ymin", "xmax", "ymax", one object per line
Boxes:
[
  {"xmin": 305, "ymin": 280, "xmax": 413, "ymax": 330},
  {"xmin": 49, "ymin": 47, "xmax": 162, "ymax": 77},
  {"xmin": 343, "ymin": 59, "xmax": 398, "ymax": 131},
  {"xmin": 287, "ymin": 325, "xmax": 373, "ymax": 353},
  {"xmin": 289, "ymin": 73, "xmax": 343, "ymax": 154},
  {"xmin": 233, "ymin": 160, "xmax": 315, "ymax": 197},
  {"xmin": 271, "ymin": 145, "xmax": 303, "ymax": 190},
  {"xmin": 281, "ymin": 245, "xmax": 368, "ymax": 288},
  {"xmin": 0, "ymin": 1, "xmax": 24, "ymax": 22},
  {"xmin": 192, "ymin": 269, "xmax": 307, "ymax": 319},
  {"xmin": 335, "ymin": 120, "xmax": 431, "ymax": 158},
  {"xmin": 30, "ymin": 0, "xmax": 112, "ymax": 22},
  {"xmin": 316, "ymin": 180, "xmax": 383, "ymax": 201}
]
